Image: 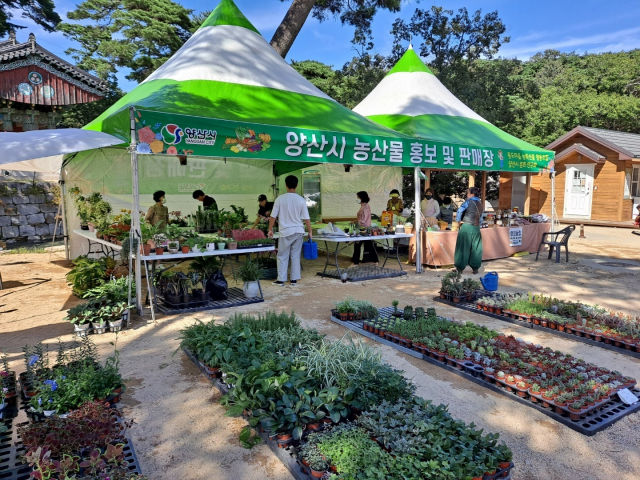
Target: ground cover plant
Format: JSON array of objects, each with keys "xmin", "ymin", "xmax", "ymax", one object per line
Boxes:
[
  {"xmin": 179, "ymin": 311, "xmax": 512, "ymax": 479},
  {"xmin": 476, "ymin": 293, "xmax": 640, "ymax": 349},
  {"xmin": 22, "ymin": 338, "xmax": 123, "ymax": 415},
  {"xmin": 365, "ymin": 306, "xmax": 636, "ymax": 419}
]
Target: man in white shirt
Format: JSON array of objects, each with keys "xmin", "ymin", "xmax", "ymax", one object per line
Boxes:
[{"xmin": 268, "ymin": 175, "xmax": 313, "ymax": 286}]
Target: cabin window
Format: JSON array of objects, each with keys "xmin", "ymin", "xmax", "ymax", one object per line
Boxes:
[{"xmin": 631, "ymin": 166, "xmax": 640, "ymax": 197}]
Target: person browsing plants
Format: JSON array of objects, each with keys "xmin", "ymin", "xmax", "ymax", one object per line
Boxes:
[
  {"xmin": 192, "ymin": 189, "xmax": 218, "ymax": 211},
  {"xmin": 454, "ymin": 187, "xmax": 484, "ymax": 274},
  {"xmin": 144, "ymin": 190, "xmax": 168, "ymax": 231},
  {"xmin": 253, "ymin": 194, "xmax": 274, "ymax": 227},
  {"xmin": 351, "ymin": 191, "xmax": 379, "ymax": 266},
  {"xmin": 268, "ymin": 175, "xmax": 312, "ymax": 286}
]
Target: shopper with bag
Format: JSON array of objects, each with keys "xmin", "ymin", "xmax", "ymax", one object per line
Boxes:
[{"xmin": 268, "ymin": 175, "xmax": 313, "ymax": 286}]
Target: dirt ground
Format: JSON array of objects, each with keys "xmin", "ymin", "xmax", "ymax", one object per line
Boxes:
[{"xmin": 1, "ymin": 225, "xmax": 639, "ymax": 480}]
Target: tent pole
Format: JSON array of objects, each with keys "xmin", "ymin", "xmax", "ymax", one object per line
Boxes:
[
  {"xmin": 58, "ymin": 178, "xmax": 70, "ymax": 260},
  {"xmin": 551, "ymin": 170, "xmax": 556, "ymax": 229},
  {"xmin": 414, "ymin": 167, "xmax": 422, "ymax": 273},
  {"xmin": 129, "ymin": 107, "xmax": 143, "ymax": 316}
]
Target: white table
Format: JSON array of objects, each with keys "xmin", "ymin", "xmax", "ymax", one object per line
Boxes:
[
  {"xmin": 139, "ymin": 245, "xmax": 275, "ymax": 321},
  {"xmin": 73, "ymin": 229, "xmax": 122, "ymax": 259},
  {"xmin": 314, "ymin": 233, "xmax": 414, "ymax": 281}
]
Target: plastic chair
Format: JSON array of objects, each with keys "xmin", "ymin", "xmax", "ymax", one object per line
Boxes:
[{"xmin": 535, "ymin": 225, "xmax": 575, "ymax": 263}]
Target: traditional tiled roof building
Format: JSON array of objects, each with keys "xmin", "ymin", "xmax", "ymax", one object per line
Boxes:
[{"xmin": 0, "ymin": 31, "xmax": 109, "ymax": 131}]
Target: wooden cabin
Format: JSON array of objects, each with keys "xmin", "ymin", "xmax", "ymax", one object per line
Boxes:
[
  {"xmin": 499, "ymin": 127, "xmax": 640, "ymax": 222},
  {"xmin": 0, "ymin": 31, "xmax": 109, "ymax": 131}
]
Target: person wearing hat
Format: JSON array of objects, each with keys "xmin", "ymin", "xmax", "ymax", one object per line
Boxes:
[
  {"xmin": 253, "ymin": 194, "xmax": 274, "ymax": 227},
  {"xmin": 386, "ymin": 189, "xmax": 404, "ymax": 215}
]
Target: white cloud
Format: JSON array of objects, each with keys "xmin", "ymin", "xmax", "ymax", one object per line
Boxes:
[{"xmin": 500, "ymin": 25, "xmax": 640, "ymax": 58}]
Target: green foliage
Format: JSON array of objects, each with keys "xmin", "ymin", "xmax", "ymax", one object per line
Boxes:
[
  {"xmin": 233, "ymin": 259, "xmax": 263, "ymax": 282},
  {"xmin": 5, "ymin": 246, "xmax": 46, "ymax": 254},
  {"xmin": 65, "ymin": 256, "xmax": 112, "ymax": 296},
  {"xmin": 224, "ymin": 311, "xmax": 298, "ymax": 332},
  {"xmin": 0, "ymin": 0, "xmax": 60, "ymax": 36},
  {"xmin": 69, "ymin": 188, "xmax": 112, "ymax": 225},
  {"xmin": 57, "ymin": 91, "xmax": 122, "ymax": 128},
  {"xmin": 59, "ymin": 0, "xmax": 195, "ymax": 83}
]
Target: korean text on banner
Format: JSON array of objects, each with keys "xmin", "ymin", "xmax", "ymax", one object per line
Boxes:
[{"xmin": 132, "ymin": 110, "xmax": 552, "ymax": 173}]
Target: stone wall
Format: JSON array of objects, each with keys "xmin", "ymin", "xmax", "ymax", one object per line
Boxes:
[{"xmin": 0, "ymin": 181, "xmax": 62, "ymax": 243}]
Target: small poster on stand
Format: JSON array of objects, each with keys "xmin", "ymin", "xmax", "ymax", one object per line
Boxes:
[{"xmin": 509, "ymin": 227, "xmax": 523, "ymax": 247}]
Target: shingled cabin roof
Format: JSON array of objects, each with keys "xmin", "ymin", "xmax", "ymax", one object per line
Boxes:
[
  {"xmin": 0, "ymin": 31, "xmax": 108, "ymax": 93},
  {"xmin": 547, "ymin": 126, "xmax": 640, "ymax": 160}
]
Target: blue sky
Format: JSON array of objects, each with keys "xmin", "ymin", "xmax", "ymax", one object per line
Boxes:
[{"xmin": 5, "ymin": 0, "xmax": 640, "ymax": 92}]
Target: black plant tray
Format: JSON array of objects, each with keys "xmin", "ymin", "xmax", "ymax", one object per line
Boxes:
[
  {"xmin": 182, "ymin": 348, "xmax": 309, "ymax": 480},
  {"xmin": 330, "ymin": 307, "xmax": 640, "ymax": 436},
  {"xmin": 156, "ymin": 287, "xmax": 263, "ymax": 314},
  {"xmin": 0, "ymin": 415, "xmax": 141, "ymax": 480},
  {"xmin": 317, "ymin": 265, "xmax": 406, "ymax": 282},
  {"xmin": 435, "ymin": 292, "xmax": 640, "ymax": 360}
]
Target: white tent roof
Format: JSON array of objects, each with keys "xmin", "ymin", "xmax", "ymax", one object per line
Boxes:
[{"xmin": 0, "ymin": 129, "xmax": 123, "ymax": 168}]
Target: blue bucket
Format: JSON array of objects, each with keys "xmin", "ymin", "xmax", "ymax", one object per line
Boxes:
[
  {"xmin": 303, "ymin": 240, "xmax": 318, "ymax": 260},
  {"xmin": 480, "ymin": 272, "xmax": 499, "ymax": 291}
]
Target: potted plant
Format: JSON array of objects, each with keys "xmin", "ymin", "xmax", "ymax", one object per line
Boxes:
[
  {"xmin": 65, "ymin": 303, "xmax": 93, "ymax": 336},
  {"xmin": 235, "ymin": 259, "xmax": 263, "ymax": 299}
]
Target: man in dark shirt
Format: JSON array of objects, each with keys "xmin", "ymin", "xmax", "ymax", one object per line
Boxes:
[
  {"xmin": 254, "ymin": 194, "xmax": 274, "ymax": 227},
  {"xmin": 192, "ymin": 189, "xmax": 218, "ymax": 211}
]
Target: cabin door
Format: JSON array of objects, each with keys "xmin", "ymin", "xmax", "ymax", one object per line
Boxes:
[{"xmin": 563, "ymin": 164, "xmax": 594, "ymax": 218}]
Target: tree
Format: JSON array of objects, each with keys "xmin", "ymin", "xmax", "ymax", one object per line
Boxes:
[
  {"xmin": 270, "ymin": 0, "xmax": 401, "ymax": 58},
  {"xmin": 58, "ymin": 0, "xmax": 195, "ymax": 84},
  {"xmin": 390, "ymin": 6, "xmax": 508, "ymax": 84},
  {"xmin": 0, "ymin": 0, "xmax": 60, "ymax": 36},
  {"xmin": 57, "ymin": 90, "xmax": 123, "ymax": 128}
]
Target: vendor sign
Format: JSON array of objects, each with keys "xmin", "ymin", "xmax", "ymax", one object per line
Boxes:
[
  {"xmin": 133, "ymin": 109, "xmax": 552, "ymax": 173},
  {"xmin": 509, "ymin": 227, "xmax": 523, "ymax": 247}
]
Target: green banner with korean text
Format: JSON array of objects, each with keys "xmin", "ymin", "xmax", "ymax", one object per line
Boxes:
[{"xmin": 134, "ymin": 109, "xmax": 553, "ymax": 172}]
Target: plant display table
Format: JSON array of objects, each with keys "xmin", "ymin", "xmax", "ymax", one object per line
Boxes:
[
  {"xmin": 408, "ymin": 223, "xmax": 550, "ymax": 266},
  {"xmin": 329, "ymin": 306, "xmax": 640, "ymax": 436},
  {"xmin": 314, "ymin": 233, "xmax": 413, "ymax": 281},
  {"xmin": 437, "ymin": 291, "xmax": 640, "ymax": 359},
  {"xmin": 137, "ymin": 245, "xmax": 274, "ymax": 320},
  {"xmin": 73, "ymin": 229, "xmax": 122, "ymax": 259}
]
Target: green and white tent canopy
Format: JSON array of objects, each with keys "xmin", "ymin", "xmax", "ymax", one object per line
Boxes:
[
  {"xmin": 353, "ymin": 46, "xmax": 554, "ymax": 172},
  {"xmin": 82, "ymin": 0, "xmax": 546, "ymax": 173},
  {"xmin": 85, "ymin": 0, "xmax": 419, "ymax": 173}
]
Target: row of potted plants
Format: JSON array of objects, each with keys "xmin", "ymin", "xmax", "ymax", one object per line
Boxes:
[
  {"xmin": 65, "ymin": 277, "xmax": 132, "ymax": 334},
  {"xmin": 476, "ymin": 293, "xmax": 640, "ymax": 351},
  {"xmin": 362, "ymin": 305, "xmax": 636, "ymax": 421},
  {"xmin": 331, "ymin": 298, "xmax": 379, "ymax": 321},
  {"xmin": 20, "ymin": 338, "xmax": 124, "ymax": 417},
  {"xmin": 179, "ymin": 311, "xmax": 514, "ymax": 480},
  {"xmin": 440, "ymin": 271, "xmax": 482, "ymax": 303}
]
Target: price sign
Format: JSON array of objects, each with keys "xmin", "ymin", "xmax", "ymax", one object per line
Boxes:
[
  {"xmin": 617, "ymin": 388, "xmax": 638, "ymax": 405},
  {"xmin": 509, "ymin": 227, "xmax": 522, "ymax": 247}
]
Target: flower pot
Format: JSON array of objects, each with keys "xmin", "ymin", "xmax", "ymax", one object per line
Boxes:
[
  {"xmin": 310, "ymin": 469, "xmax": 325, "ymax": 479},
  {"xmin": 228, "ymin": 241, "xmax": 238, "ymax": 250},
  {"xmin": 88, "ymin": 222, "xmax": 95, "ymax": 232},
  {"xmin": 276, "ymin": 433, "xmax": 292, "ymax": 448},
  {"xmin": 181, "ymin": 245, "xmax": 190, "ymax": 254},
  {"xmin": 168, "ymin": 243, "xmax": 179, "ymax": 254},
  {"xmin": 307, "ymin": 422, "xmax": 321, "ymax": 432},
  {"xmin": 142, "ymin": 244, "xmax": 152, "ymax": 256},
  {"xmin": 92, "ymin": 321, "xmax": 107, "ymax": 334},
  {"xmin": 206, "ymin": 243, "xmax": 216, "ymax": 251},
  {"xmin": 217, "ymin": 242, "xmax": 226, "ymax": 250},
  {"xmin": 155, "ymin": 247, "xmax": 164, "ymax": 255},
  {"xmin": 243, "ymin": 281, "xmax": 261, "ymax": 299},
  {"xmin": 43, "ymin": 409, "xmax": 56, "ymax": 417},
  {"xmin": 74, "ymin": 322, "xmax": 91, "ymax": 336},
  {"xmin": 109, "ymin": 318, "xmax": 123, "ymax": 332}
]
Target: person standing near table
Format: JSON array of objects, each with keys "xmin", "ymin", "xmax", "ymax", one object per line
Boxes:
[
  {"xmin": 351, "ymin": 191, "xmax": 379, "ymax": 266},
  {"xmin": 386, "ymin": 189, "xmax": 404, "ymax": 215},
  {"xmin": 253, "ymin": 194, "xmax": 274, "ymax": 227},
  {"xmin": 420, "ymin": 188, "xmax": 440, "ymax": 227},
  {"xmin": 439, "ymin": 196, "xmax": 454, "ymax": 226},
  {"xmin": 145, "ymin": 190, "xmax": 168, "ymax": 231},
  {"xmin": 268, "ymin": 176, "xmax": 312, "ymax": 286},
  {"xmin": 192, "ymin": 189, "xmax": 218, "ymax": 211},
  {"xmin": 454, "ymin": 187, "xmax": 483, "ymax": 274}
]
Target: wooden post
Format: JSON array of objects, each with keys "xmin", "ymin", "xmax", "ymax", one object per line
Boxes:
[
  {"xmin": 468, "ymin": 172, "xmax": 475, "ymax": 188},
  {"xmin": 481, "ymin": 171, "xmax": 487, "ymax": 208},
  {"xmin": 424, "ymin": 169, "xmax": 431, "ymax": 190}
]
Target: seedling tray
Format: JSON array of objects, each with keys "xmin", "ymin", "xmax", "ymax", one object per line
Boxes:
[
  {"xmin": 435, "ymin": 291, "xmax": 640, "ymax": 360},
  {"xmin": 156, "ymin": 287, "xmax": 263, "ymax": 314},
  {"xmin": 330, "ymin": 307, "xmax": 640, "ymax": 436},
  {"xmin": 182, "ymin": 348, "xmax": 308, "ymax": 480},
  {"xmin": 317, "ymin": 265, "xmax": 406, "ymax": 282}
]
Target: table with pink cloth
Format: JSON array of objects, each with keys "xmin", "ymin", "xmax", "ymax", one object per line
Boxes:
[{"xmin": 409, "ymin": 223, "xmax": 551, "ymax": 266}]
